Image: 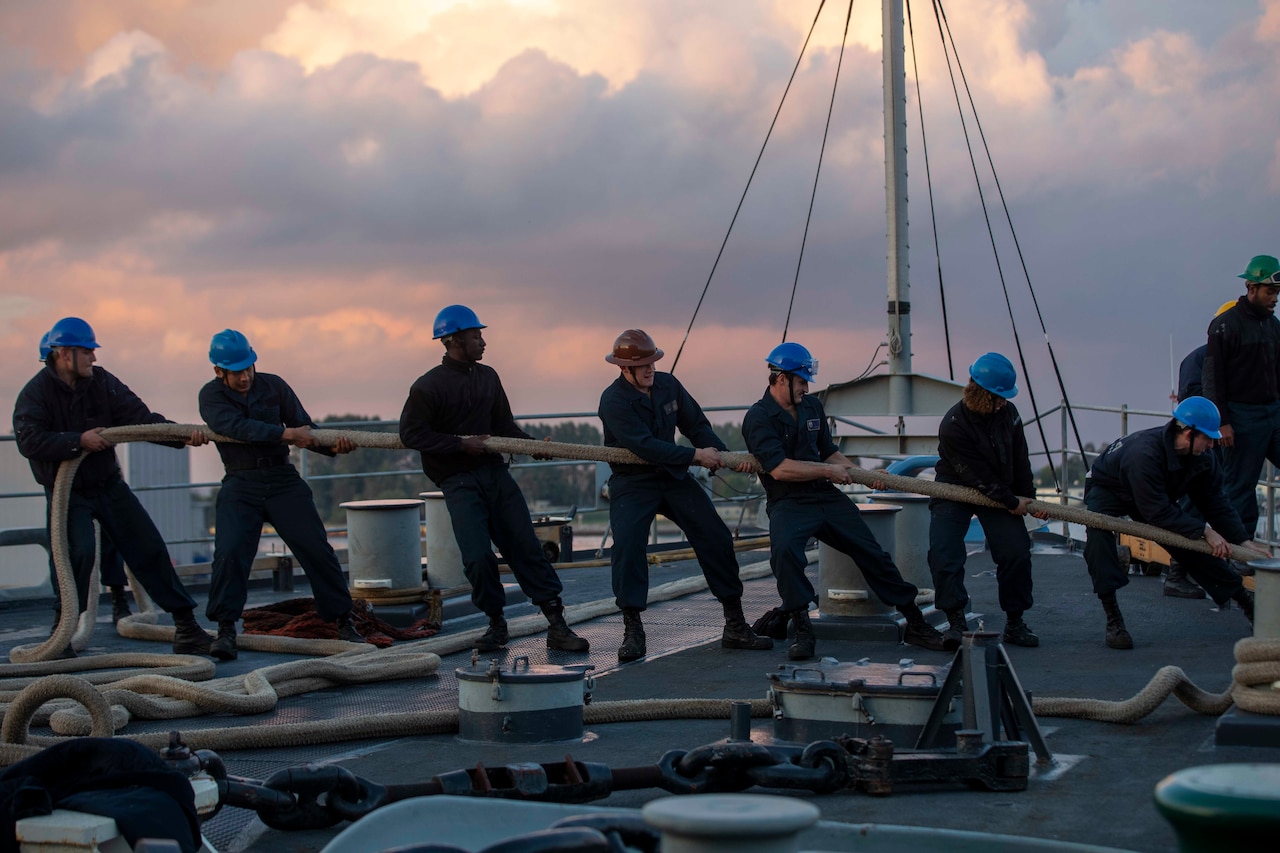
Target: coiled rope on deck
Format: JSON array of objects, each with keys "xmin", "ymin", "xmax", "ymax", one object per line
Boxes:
[
  {"xmin": 0, "ymin": 568, "xmax": 779, "ymax": 764},
  {"xmin": 6, "ymin": 423, "xmax": 1275, "ymax": 748},
  {"xmin": 1034, "ymin": 637, "xmax": 1280, "ymax": 722}
]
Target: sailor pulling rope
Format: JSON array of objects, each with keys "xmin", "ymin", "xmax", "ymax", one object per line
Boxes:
[{"xmin": 2, "ymin": 424, "xmax": 1278, "ymax": 766}]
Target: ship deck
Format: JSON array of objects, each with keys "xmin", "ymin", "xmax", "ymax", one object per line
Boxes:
[{"xmin": 0, "ymin": 544, "xmax": 1267, "ymax": 853}]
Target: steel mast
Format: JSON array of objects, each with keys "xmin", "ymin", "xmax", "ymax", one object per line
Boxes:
[
  {"xmin": 884, "ymin": 0, "xmax": 911, "ymax": 413},
  {"xmin": 820, "ymin": 0, "xmax": 964, "ymax": 457}
]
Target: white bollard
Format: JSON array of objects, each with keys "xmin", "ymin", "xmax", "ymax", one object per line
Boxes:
[
  {"xmin": 420, "ymin": 492, "xmax": 467, "ymax": 589},
  {"xmin": 816, "ymin": 502, "xmax": 902, "ymax": 616},
  {"xmin": 642, "ymin": 794, "xmax": 819, "ymax": 853},
  {"xmin": 870, "ymin": 491, "xmax": 932, "ymax": 590},
  {"xmin": 340, "ymin": 499, "xmax": 425, "ymax": 590},
  {"xmin": 1251, "ymin": 559, "xmax": 1280, "ymax": 640}
]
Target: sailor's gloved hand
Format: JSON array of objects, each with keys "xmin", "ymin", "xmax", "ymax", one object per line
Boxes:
[
  {"xmin": 461, "ymin": 435, "xmax": 491, "ymax": 455},
  {"xmin": 80, "ymin": 428, "xmax": 112, "ymax": 452},
  {"xmin": 692, "ymin": 448, "xmax": 723, "ymax": 470}
]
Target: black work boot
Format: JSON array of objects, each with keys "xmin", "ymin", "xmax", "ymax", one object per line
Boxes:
[
  {"xmin": 540, "ymin": 598, "xmax": 589, "ymax": 652},
  {"xmin": 1002, "ymin": 612, "xmax": 1040, "ymax": 648},
  {"xmin": 172, "ymin": 609, "xmax": 212, "ymax": 655},
  {"xmin": 1232, "ymin": 588, "xmax": 1255, "ymax": 625},
  {"xmin": 900, "ymin": 604, "xmax": 949, "ymax": 651},
  {"xmin": 618, "ymin": 609, "xmax": 646, "ymax": 662},
  {"xmin": 336, "ymin": 610, "xmax": 366, "ymax": 644},
  {"xmin": 942, "ymin": 609, "xmax": 967, "ymax": 650},
  {"xmin": 210, "ymin": 620, "xmax": 238, "ymax": 661},
  {"xmin": 1163, "ymin": 560, "xmax": 1205, "ymax": 599},
  {"xmin": 788, "ymin": 608, "xmax": 816, "ymax": 661},
  {"xmin": 109, "ymin": 586, "xmax": 132, "ymax": 623},
  {"xmin": 1100, "ymin": 593, "xmax": 1133, "ymax": 649},
  {"xmin": 1229, "ymin": 559, "xmax": 1255, "ymax": 577},
  {"xmin": 474, "ymin": 614, "xmax": 509, "ymax": 653},
  {"xmin": 721, "ymin": 597, "xmax": 774, "ymax": 650}
]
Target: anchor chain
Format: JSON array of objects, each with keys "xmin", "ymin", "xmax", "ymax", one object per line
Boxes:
[{"xmin": 176, "ymin": 730, "xmax": 1029, "ymax": 831}]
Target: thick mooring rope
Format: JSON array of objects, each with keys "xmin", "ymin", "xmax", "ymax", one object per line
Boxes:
[
  {"xmin": 4, "ymin": 423, "xmax": 1275, "ymax": 756},
  {"xmin": 1034, "ymin": 637, "xmax": 1280, "ymax": 721},
  {"xmin": 0, "ymin": 568, "xmax": 780, "ymax": 765}
]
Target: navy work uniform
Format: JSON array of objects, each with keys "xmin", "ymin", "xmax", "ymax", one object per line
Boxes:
[
  {"xmin": 1084, "ymin": 422, "xmax": 1250, "ymax": 607},
  {"xmin": 929, "ymin": 398, "xmax": 1036, "ymax": 621},
  {"xmin": 1203, "ymin": 294, "xmax": 1280, "ymax": 536},
  {"xmin": 600, "ymin": 372, "xmax": 744, "ymax": 610},
  {"xmin": 742, "ymin": 390, "xmax": 919, "ymax": 613},
  {"xmin": 14, "ymin": 365, "xmax": 200, "ymax": 617},
  {"xmin": 399, "ymin": 356, "xmax": 564, "ymax": 618},
  {"xmin": 199, "ymin": 372, "xmax": 355, "ymax": 625}
]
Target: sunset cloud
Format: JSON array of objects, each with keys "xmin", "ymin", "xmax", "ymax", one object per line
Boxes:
[{"xmin": 1, "ymin": 0, "xmax": 1278, "ymax": 444}]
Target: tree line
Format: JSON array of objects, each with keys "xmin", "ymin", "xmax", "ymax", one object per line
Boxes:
[{"xmin": 295, "ymin": 416, "xmax": 763, "ymax": 525}]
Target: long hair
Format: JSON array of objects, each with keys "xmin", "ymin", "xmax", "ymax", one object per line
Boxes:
[{"xmin": 962, "ymin": 379, "xmax": 1001, "ymax": 415}]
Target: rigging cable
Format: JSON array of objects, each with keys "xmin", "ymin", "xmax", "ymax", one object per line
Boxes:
[
  {"xmin": 928, "ymin": 0, "xmax": 1061, "ymax": 492},
  {"xmin": 853, "ymin": 341, "xmax": 887, "ymax": 382},
  {"xmin": 783, "ymin": 0, "xmax": 857, "ymax": 342},
  {"xmin": 904, "ymin": 0, "xmax": 954, "ymax": 380},
  {"xmin": 669, "ymin": 0, "xmax": 829, "ymax": 373},
  {"xmin": 936, "ymin": 0, "xmax": 1091, "ymax": 477}
]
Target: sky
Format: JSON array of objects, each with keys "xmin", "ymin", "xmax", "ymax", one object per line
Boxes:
[{"xmin": 3, "ymin": 0, "xmax": 1279, "ymax": 464}]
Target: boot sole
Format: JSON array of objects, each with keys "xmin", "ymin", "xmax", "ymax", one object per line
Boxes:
[
  {"xmin": 1106, "ymin": 637, "xmax": 1134, "ymax": 650},
  {"xmin": 548, "ymin": 641, "xmax": 590, "ymax": 652},
  {"xmin": 1163, "ymin": 586, "xmax": 1206, "ymax": 599},
  {"xmin": 210, "ymin": 647, "xmax": 238, "ymax": 661},
  {"xmin": 904, "ymin": 639, "xmax": 950, "ymax": 652},
  {"xmin": 722, "ymin": 638, "xmax": 775, "ymax": 650}
]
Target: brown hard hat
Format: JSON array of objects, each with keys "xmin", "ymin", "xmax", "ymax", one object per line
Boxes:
[{"xmin": 606, "ymin": 329, "xmax": 664, "ymax": 366}]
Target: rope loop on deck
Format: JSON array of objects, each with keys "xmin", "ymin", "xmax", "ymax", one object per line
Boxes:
[
  {"xmin": 2, "ymin": 422, "xmax": 1273, "ymax": 762},
  {"xmin": 1033, "ymin": 637, "xmax": 1280, "ymax": 722}
]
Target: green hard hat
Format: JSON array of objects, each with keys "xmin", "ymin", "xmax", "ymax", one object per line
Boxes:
[{"xmin": 1238, "ymin": 254, "xmax": 1280, "ymax": 283}]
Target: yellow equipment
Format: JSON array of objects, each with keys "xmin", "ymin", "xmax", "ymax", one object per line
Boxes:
[{"xmin": 1117, "ymin": 533, "xmax": 1170, "ymax": 576}]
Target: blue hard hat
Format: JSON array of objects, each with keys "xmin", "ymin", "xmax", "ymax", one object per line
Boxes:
[
  {"xmin": 766, "ymin": 342, "xmax": 818, "ymax": 382},
  {"xmin": 969, "ymin": 352, "xmax": 1018, "ymax": 399},
  {"xmin": 1172, "ymin": 396, "xmax": 1222, "ymax": 440},
  {"xmin": 433, "ymin": 305, "xmax": 486, "ymax": 340},
  {"xmin": 209, "ymin": 329, "xmax": 257, "ymax": 371},
  {"xmin": 46, "ymin": 317, "xmax": 100, "ymax": 350},
  {"xmin": 38, "ymin": 331, "xmax": 51, "ymax": 361}
]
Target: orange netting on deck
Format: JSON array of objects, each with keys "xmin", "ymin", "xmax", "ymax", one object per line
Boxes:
[{"xmin": 242, "ymin": 598, "xmax": 441, "ymax": 648}]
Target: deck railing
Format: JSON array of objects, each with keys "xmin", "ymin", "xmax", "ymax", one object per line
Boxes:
[{"xmin": 3, "ymin": 398, "xmax": 1277, "ymax": 590}]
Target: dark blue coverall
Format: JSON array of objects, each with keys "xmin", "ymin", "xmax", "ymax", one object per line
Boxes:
[
  {"xmin": 1178, "ymin": 345, "xmax": 1206, "ymax": 401},
  {"xmin": 99, "ymin": 532, "xmax": 126, "ymax": 586},
  {"xmin": 599, "ymin": 372, "xmax": 743, "ymax": 610},
  {"xmin": 1083, "ymin": 422, "xmax": 1249, "ymax": 606},
  {"xmin": 929, "ymin": 398, "xmax": 1036, "ymax": 617},
  {"xmin": 1204, "ymin": 296, "xmax": 1280, "ymax": 536},
  {"xmin": 1176, "ymin": 344, "xmax": 1218, "ymax": 522},
  {"xmin": 13, "ymin": 365, "xmax": 199, "ymax": 614},
  {"xmin": 199, "ymin": 372, "xmax": 355, "ymax": 623},
  {"xmin": 399, "ymin": 356, "xmax": 562, "ymax": 618},
  {"xmin": 742, "ymin": 389, "xmax": 918, "ymax": 612}
]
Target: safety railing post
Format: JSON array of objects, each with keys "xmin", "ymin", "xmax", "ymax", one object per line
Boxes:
[
  {"xmin": 1267, "ymin": 462, "xmax": 1276, "ymax": 550},
  {"xmin": 1120, "ymin": 403, "xmax": 1128, "ymax": 437},
  {"xmin": 1060, "ymin": 400, "xmax": 1069, "ymax": 537}
]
